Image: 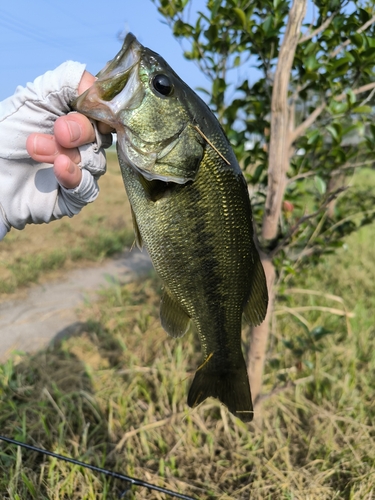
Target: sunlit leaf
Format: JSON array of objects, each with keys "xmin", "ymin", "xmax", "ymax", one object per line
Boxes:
[
  {"xmin": 352, "ymin": 105, "xmax": 373, "ymax": 114},
  {"xmin": 314, "ymin": 176, "xmax": 327, "ymax": 195},
  {"xmin": 233, "ymin": 8, "xmax": 247, "ymax": 29}
]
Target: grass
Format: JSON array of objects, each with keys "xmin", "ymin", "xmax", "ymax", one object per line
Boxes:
[
  {"xmin": 0, "ymin": 151, "xmax": 134, "ymax": 297},
  {"xmin": 0, "ymin": 168, "xmax": 374, "ymax": 498}
]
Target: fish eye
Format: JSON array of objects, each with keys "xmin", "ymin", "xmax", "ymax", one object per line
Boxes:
[{"xmin": 152, "ymin": 74, "xmax": 173, "ymax": 97}]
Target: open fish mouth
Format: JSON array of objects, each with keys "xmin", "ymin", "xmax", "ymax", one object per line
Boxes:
[
  {"xmin": 74, "ymin": 33, "xmax": 195, "ymax": 184},
  {"xmin": 119, "ymin": 124, "xmax": 188, "ymax": 183},
  {"xmin": 72, "ymin": 33, "xmax": 144, "ymax": 125}
]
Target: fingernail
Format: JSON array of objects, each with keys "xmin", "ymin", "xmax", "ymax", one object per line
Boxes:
[
  {"xmin": 67, "ymin": 120, "xmax": 82, "ymax": 142},
  {"xmin": 68, "ymin": 161, "xmax": 76, "ymax": 174},
  {"xmin": 34, "ymin": 135, "xmax": 56, "ymax": 155}
]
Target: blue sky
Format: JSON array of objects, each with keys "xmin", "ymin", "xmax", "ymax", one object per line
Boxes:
[{"xmin": 0, "ymin": 0, "xmax": 209, "ymax": 101}]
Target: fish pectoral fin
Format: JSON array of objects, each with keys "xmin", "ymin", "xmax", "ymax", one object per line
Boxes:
[
  {"xmin": 187, "ymin": 354, "xmax": 254, "ymax": 423},
  {"xmin": 130, "ymin": 205, "xmax": 143, "ymax": 249},
  {"xmin": 243, "ymin": 255, "xmax": 269, "ymax": 326},
  {"xmin": 160, "ymin": 288, "xmax": 191, "ymax": 338}
]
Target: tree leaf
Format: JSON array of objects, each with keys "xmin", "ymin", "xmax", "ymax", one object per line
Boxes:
[
  {"xmin": 314, "ymin": 176, "xmax": 327, "ymax": 195},
  {"xmin": 307, "ymin": 129, "xmax": 321, "ymax": 145},
  {"xmin": 262, "ymin": 15, "xmax": 273, "ymax": 35},
  {"xmin": 351, "ymin": 33, "xmax": 363, "ymax": 48},
  {"xmin": 328, "ymin": 100, "xmax": 348, "ymax": 115},
  {"xmin": 310, "ymin": 326, "xmax": 333, "ymax": 340},
  {"xmin": 352, "ymin": 105, "xmax": 373, "ymax": 114},
  {"xmin": 233, "ymin": 7, "xmax": 247, "ymax": 29},
  {"xmin": 233, "ymin": 55, "xmax": 241, "ymax": 67},
  {"xmin": 346, "ymin": 89, "xmax": 356, "ymax": 105},
  {"xmin": 326, "ymin": 124, "xmax": 340, "ymax": 142}
]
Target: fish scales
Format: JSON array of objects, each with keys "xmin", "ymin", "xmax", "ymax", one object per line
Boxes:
[{"xmin": 73, "ymin": 33, "xmax": 268, "ymax": 422}]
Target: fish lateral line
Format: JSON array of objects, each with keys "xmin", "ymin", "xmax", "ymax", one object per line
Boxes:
[{"xmin": 191, "ymin": 125, "xmax": 231, "ymax": 166}]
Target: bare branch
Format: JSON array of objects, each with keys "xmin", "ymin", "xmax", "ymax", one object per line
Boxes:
[
  {"xmin": 331, "ymin": 159, "xmax": 374, "ymax": 175},
  {"xmin": 358, "ymin": 86, "xmax": 375, "ymax": 107},
  {"xmin": 346, "ymin": 81, "xmax": 375, "ymax": 98},
  {"xmin": 287, "ymin": 160, "xmax": 374, "ymax": 185},
  {"xmin": 330, "ymin": 14, "xmax": 375, "ymax": 58},
  {"xmin": 262, "ymin": 0, "xmax": 307, "ymax": 241},
  {"xmin": 289, "ymin": 101, "xmax": 326, "ymax": 144},
  {"xmin": 321, "ymin": 208, "xmax": 375, "ymax": 236},
  {"xmin": 270, "ymin": 187, "xmax": 347, "ymax": 257},
  {"xmin": 299, "ymin": 11, "xmax": 336, "ymax": 43}
]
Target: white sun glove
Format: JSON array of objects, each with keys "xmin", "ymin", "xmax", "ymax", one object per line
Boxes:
[{"xmin": 0, "ymin": 61, "xmax": 112, "ymax": 240}]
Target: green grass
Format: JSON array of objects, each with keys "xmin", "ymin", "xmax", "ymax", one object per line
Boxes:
[
  {"xmin": 0, "ymin": 153, "xmax": 134, "ymax": 296},
  {"xmin": 0, "ymin": 168, "xmax": 374, "ymax": 499},
  {"xmin": 0, "ymin": 227, "xmax": 134, "ymax": 294},
  {"xmin": 0, "ymin": 214, "xmax": 375, "ymax": 498}
]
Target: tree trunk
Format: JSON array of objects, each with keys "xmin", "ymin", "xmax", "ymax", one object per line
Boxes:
[
  {"xmin": 248, "ymin": 255, "xmax": 275, "ymax": 404},
  {"xmin": 248, "ymin": 0, "xmax": 307, "ymax": 406},
  {"xmin": 262, "ymin": 0, "xmax": 307, "ymax": 241}
]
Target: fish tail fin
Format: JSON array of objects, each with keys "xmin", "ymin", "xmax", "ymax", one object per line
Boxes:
[{"xmin": 187, "ymin": 354, "xmax": 253, "ymax": 422}]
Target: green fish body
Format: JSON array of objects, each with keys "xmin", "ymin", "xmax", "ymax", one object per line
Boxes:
[{"xmin": 74, "ymin": 34, "xmax": 268, "ymax": 422}]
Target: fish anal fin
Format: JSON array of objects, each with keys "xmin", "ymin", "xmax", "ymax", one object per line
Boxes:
[
  {"xmin": 130, "ymin": 205, "xmax": 143, "ymax": 249},
  {"xmin": 160, "ymin": 288, "xmax": 191, "ymax": 338},
  {"xmin": 187, "ymin": 353, "xmax": 253, "ymax": 423},
  {"xmin": 243, "ymin": 257, "xmax": 269, "ymax": 326}
]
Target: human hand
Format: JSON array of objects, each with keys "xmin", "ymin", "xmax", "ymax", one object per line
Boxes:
[
  {"xmin": 26, "ymin": 71, "xmax": 113, "ymax": 189},
  {"xmin": 0, "ymin": 61, "xmax": 114, "ymax": 240}
]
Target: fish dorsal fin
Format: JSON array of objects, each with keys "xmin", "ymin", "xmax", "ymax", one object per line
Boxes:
[
  {"xmin": 243, "ymin": 256, "xmax": 269, "ymax": 326},
  {"xmin": 130, "ymin": 205, "xmax": 143, "ymax": 249},
  {"xmin": 160, "ymin": 287, "xmax": 191, "ymax": 338}
]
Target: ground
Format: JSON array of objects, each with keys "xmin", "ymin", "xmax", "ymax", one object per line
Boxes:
[{"xmin": 0, "ymin": 159, "xmax": 374, "ymax": 499}]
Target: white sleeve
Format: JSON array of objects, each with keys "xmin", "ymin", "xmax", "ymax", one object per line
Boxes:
[{"xmin": 0, "ymin": 61, "xmax": 110, "ymax": 238}]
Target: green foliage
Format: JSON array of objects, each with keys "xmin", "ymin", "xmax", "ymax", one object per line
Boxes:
[
  {"xmin": 152, "ymin": 0, "xmax": 375, "ymax": 275},
  {"xmin": 0, "ymin": 227, "xmax": 133, "ymax": 294}
]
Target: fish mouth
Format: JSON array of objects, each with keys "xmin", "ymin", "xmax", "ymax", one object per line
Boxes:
[
  {"xmin": 72, "ymin": 33, "xmax": 144, "ymax": 124},
  {"xmin": 96, "ymin": 33, "xmax": 138, "ymax": 81},
  {"xmin": 73, "ymin": 33, "xmax": 194, "ymax": 184},
  {"xmin": 118, "ymin": 124, "xmax": 188, "ymax": 184}
]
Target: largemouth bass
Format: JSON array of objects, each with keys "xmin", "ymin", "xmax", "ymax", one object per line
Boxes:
[{"xmin": 74, "ymin": 34, "xmax": 268, "ymax": 422}]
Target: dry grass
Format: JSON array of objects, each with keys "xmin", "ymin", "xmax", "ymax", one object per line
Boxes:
[
  {"xmin": 1, "ymin": 219, "xmax": 375, "ymax": 499},
  {"xmin": 0, "ymin": 151, "xmax": 134, "ymax": 299},
  {"xmin": 0, "ymin": 168, "xmax": 374, "ymax": 499}
]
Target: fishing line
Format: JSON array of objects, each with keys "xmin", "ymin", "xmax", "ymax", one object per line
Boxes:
[{"xmin": 0, "ymin": 435, "xmax": 197, "ymax": 500}]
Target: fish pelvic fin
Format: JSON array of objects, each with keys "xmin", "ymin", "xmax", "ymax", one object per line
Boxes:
[
  {"xmin": 187, "ymin": 353, "xmax": 253, "ymax": 423},
  {"xmin": 160, "ymin": 287, "xmax": 191, "ymax": 338},
  {"xmin": 243, "ymin": 255, "xmax": 268, "ymax": 326}
]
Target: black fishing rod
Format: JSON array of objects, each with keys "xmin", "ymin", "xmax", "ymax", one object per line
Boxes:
[{"xmin": 0, "ymin": 435, "xmax": 198, "ymax": 500}]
